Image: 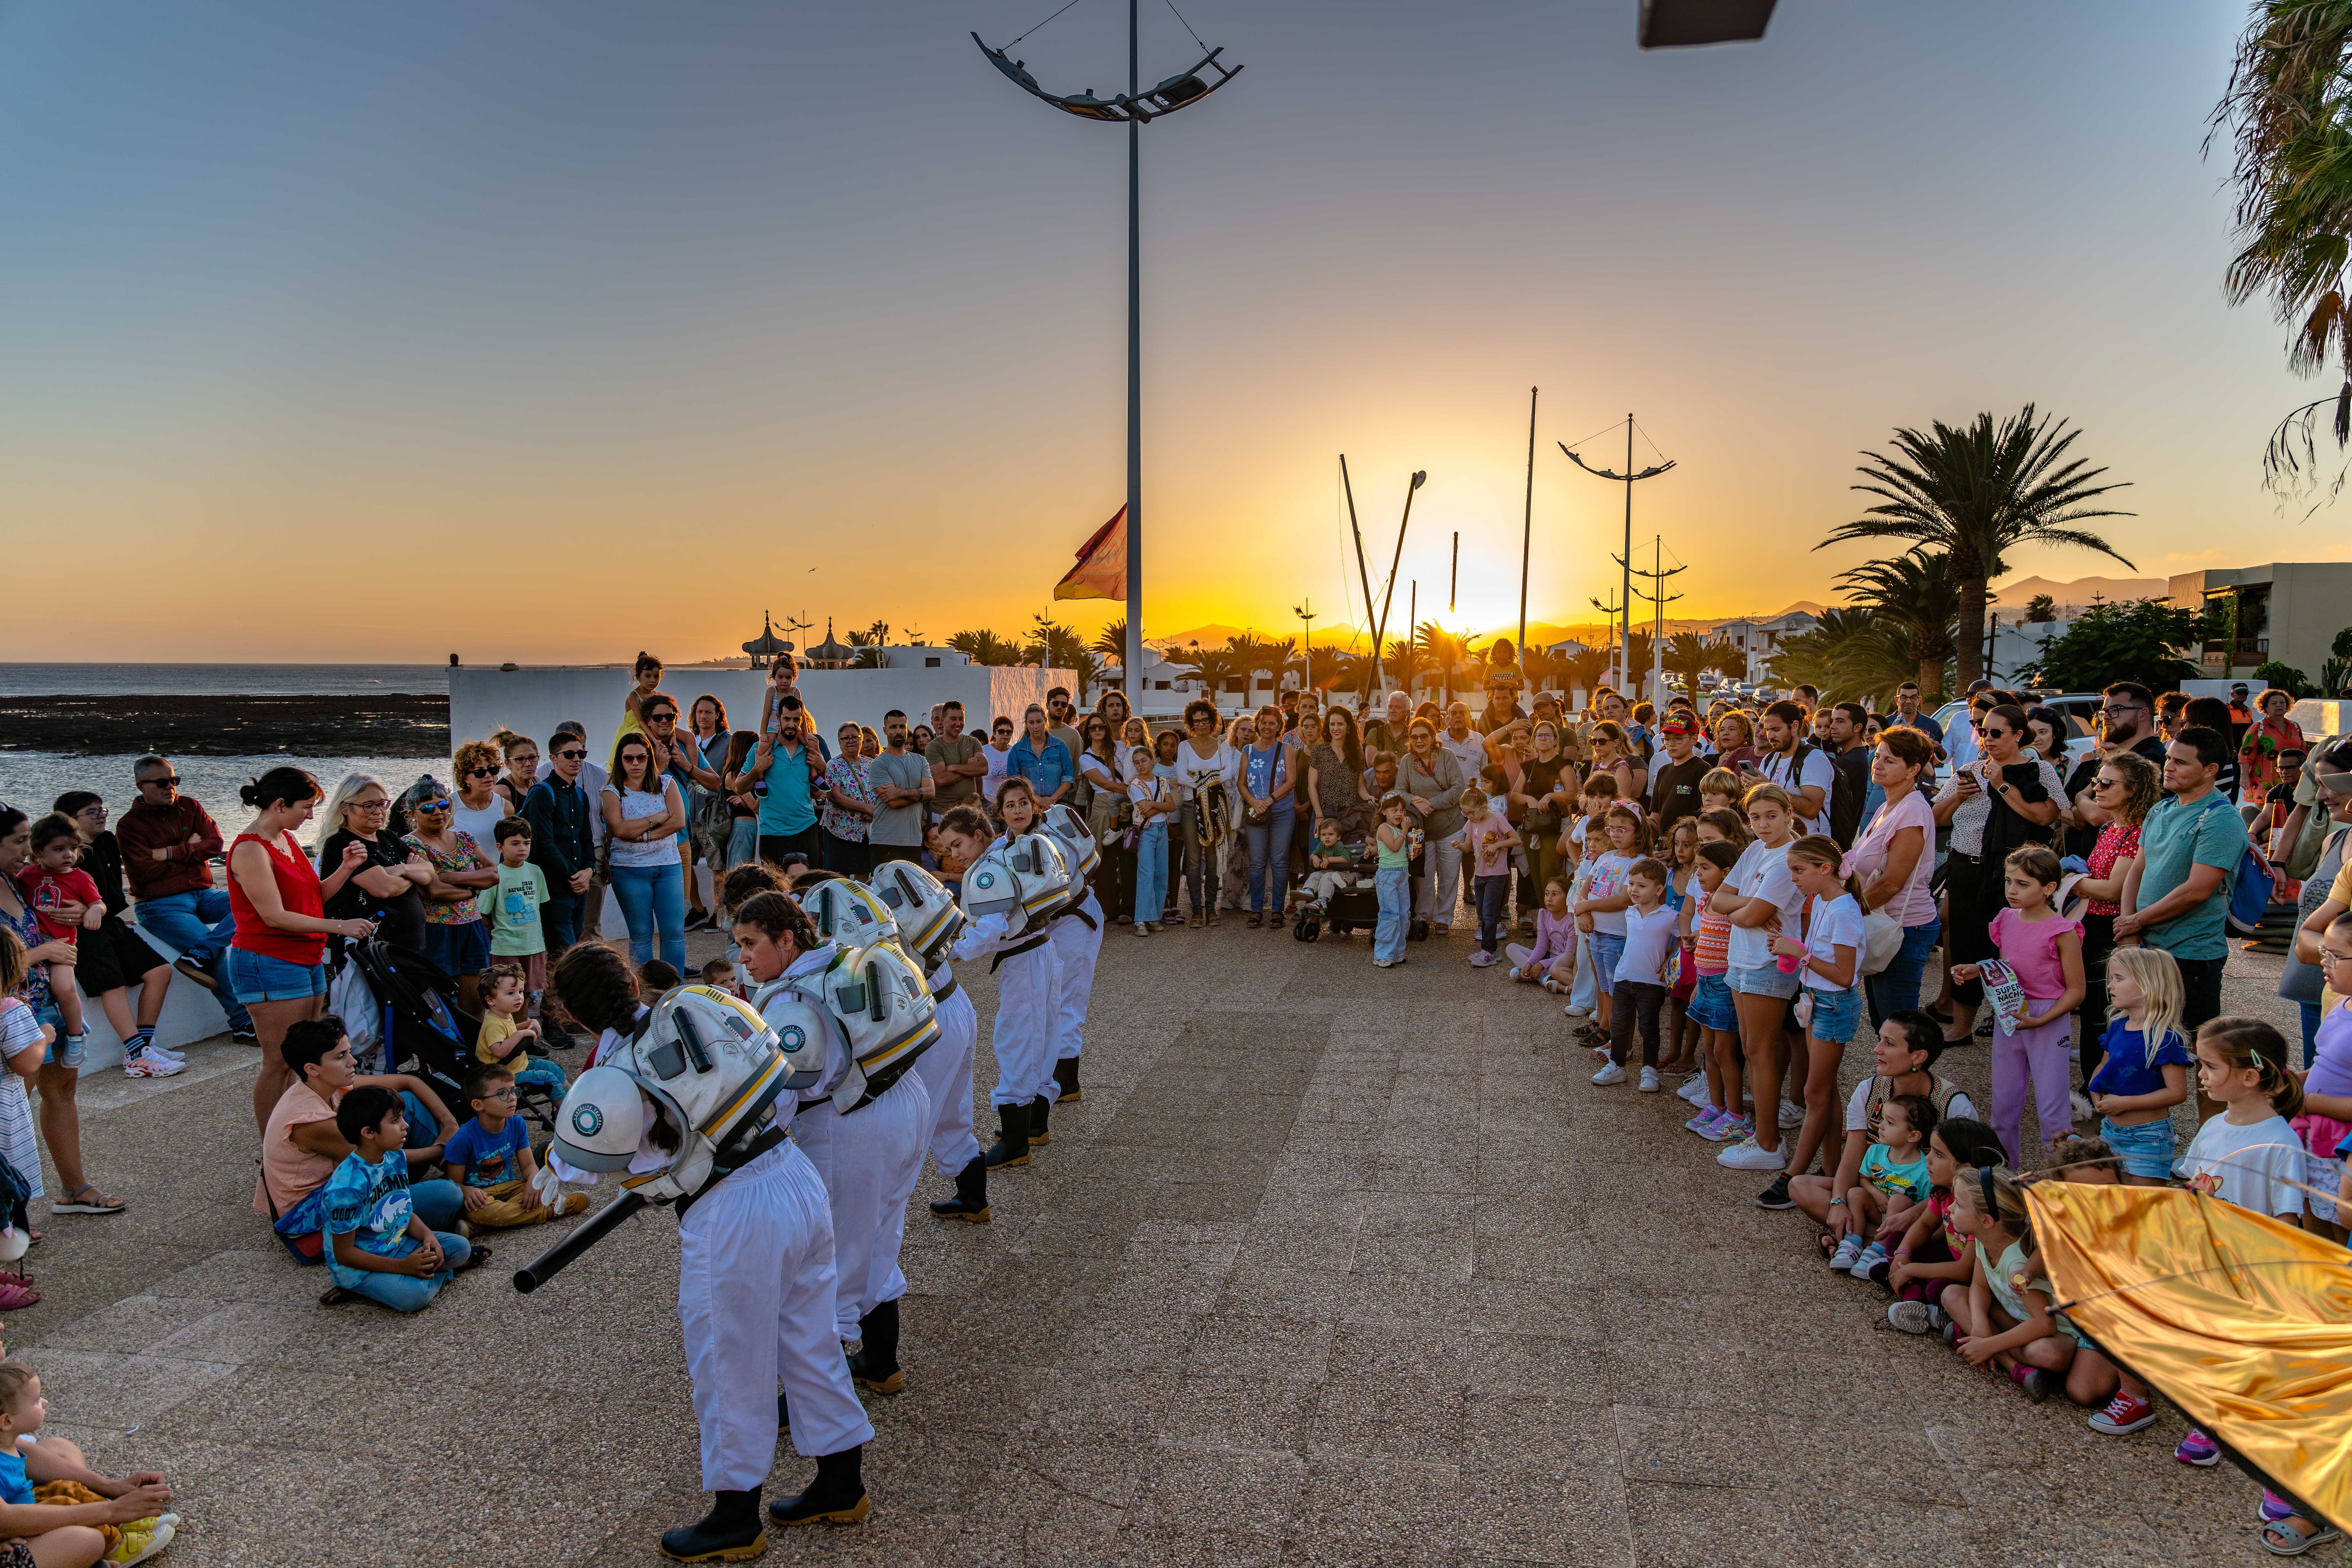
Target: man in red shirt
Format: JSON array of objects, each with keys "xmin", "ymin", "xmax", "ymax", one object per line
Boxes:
[{"xmin": 116, "ymin": 756, "xmax": 254, "ymax": 1041}]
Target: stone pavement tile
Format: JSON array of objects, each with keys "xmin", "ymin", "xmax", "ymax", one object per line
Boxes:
[
  {"xmin": 135, "ymin": 1246, "xmax": 328, "ymax": 1305},
  {"xmin": 1461, "ymin": 1391, "xmax": 1617, "ymax": 1472},
  {"xmin": 1092, "ymin": 1258, "xmax": 1236, "ymax": 1317},
  {"xmin": 1213, "ymin": 1260, "xmax": 1359, "ymax": 1323},
  {"xmin": 1023, "ymin": 1367, "xmax": 1184, "ymax": 1444},
  {"xmin": 1184, "ymin": 1313, "xmax": 1334, "ymax": 1384},
  {"xmin": 1125, "ymin": 1218, "xmax": 1247, "ymax": 1270},
  {"xmin": 1599, "ymin": 1337, "xmax": 1763, "ymax": 1411},
  {"xmin": 1137, "ymin": 1446, "xmax": 1303, "ymax": 1555},
  {"xmin": 1351, "ymin": 1231, "xmax": 1471, "ymax": 1282},
  {"xmin": 1610, "ymin": 1402, "xmax": 1785, "ymax": 1489},
  {"xmin": 1156, "ymin": 1374, "xmax": 1313, "ymax": 1453},
  {"xmin": 1280, "ymin": 1454, "xmax": 1475, "ymax": 1563},
  {"xmin": 19, "ymin": 1291, "xmax": 231, "ymax": 1355},
  {"xmin": 1300, "ymin": 1364, "xmax": 1463, "ymax": 1463},
  {"xmin": 1234, "ymin": 1216, "xmax": 1359, "ymax": 1270},
  {"xmin": 26, "ymin": 1346, "xmax": 239, "ymax": 1431},
  {"xmin": 1456, "ymin": 1463, "xmax": 1639, "ymax": 1567},
  {"xmin": 1332, "ymin": 1266, "xmax": 1460, "ymax": 1326},
  {"xmin": 1621, "ymin": 1478, "xmax": 1804, "ymax": 1568},
  {"xmin": 1469, "ymin": 1232, "xmax": 1589, "ymax": 1285},
  {"xmin": 1261, "ymin": 1146, "xmax": 1380, "ymax": 1193}
]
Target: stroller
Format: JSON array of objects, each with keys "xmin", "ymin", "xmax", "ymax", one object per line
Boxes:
[
  {"xmin": 1291, "ymin": 837, "xmax": 1419, "ymax": 942},
  {"xmin": 327, "ymin": 939, "xmax": 561, "ymax": 1135}
]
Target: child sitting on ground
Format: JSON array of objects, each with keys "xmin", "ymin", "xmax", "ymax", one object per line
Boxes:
[
  {"xmin": 1298, "ymin": 816, "xmax": 1360, "ymax": 911},
  {"xmin": 1505, "ymin": 878, "xmax": 1575, "ymax": 993},
  {"xmin": 0, "ymin": 1363, "xmax": 175, "ymax": 1568},
  {"xmin": 2026, "ymin": 1134, "xmax": 2159, "ymax": 1425},
  {"xmin": 1835, "ymin": 1093, "xmax": 1936, "ymax": 1279},
  {"xmin": 1882, "ymin": 1115, "xmax": 2006, "ymax": 1333},
  {"xmin": 443, "ymin": 1065, "xmax": 590, "ymax": 1231},
  {"xmin": 15, "ymin": 815, "xmax": 103, "ymax": 1067},
  {"xmin": 1941, "ymin": 1164, "xmax": 2077, "ymax": 1403},
  {"xmin": 1455, "ymin": 788, "xmax": 1523, "ymax": 967},
  {"xmin": 319, "ymin": 1084, "xmax": 478, "ymax": 1313},
  {"xmin": 698, "ymin": 956, "xmax": 739, "ymax": 997},
  {"xmin": 475, "ymin": 962, "xmax": 566, "ymax": 1097}
]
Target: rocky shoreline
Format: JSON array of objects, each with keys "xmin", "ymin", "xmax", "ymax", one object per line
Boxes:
[{"xmin": 2, "ymin": 694, "xmax": 450, "ymax": 757}]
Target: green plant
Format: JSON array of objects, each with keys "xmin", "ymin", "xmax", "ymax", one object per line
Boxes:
[
  {"xmin": 2015, "ymin": 597, "xmax": 2203, "ymax": 692},
  {"xmin": 1817, "ymin": 406, "xmax": 2135, "ymax": 686},
  {"xmin": 1836, "ymin": 550, "xmax": 1961, "ymax": 701},
  {"xmin": 2253, "ymin": 660, "xmax": 2317, "ymax": 697},
  {"xmin": 947, "ymin": 629, "xmax": 1022, "ymax": 666},
  {"xmin": 1664, "ymin": 632, "xmax": 1713, "ymax": 697}
]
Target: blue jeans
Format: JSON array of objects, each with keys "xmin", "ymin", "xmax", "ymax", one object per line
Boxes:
[
  {"xmin": 1244, "ymin": 812, "xmax": 1294, "ymax": 914},
  {"xmin": 514, "ymin": 1056, "xmax": 569, "ymax": 1094},
  {"xmin": 609, "ymin": 862, "xmax": 685, "ymax": 971},
  {"xmin": 1373, "ymin": 866, "xmax": 1410, "ymax": 962},
  {"xmin": 1863, "ymin": 917, "xmax": 1941, "ymax": 1028},
  {"xmin": 336, "ymin": 1230, "xmax": 471, "ymax": 1313},
  {"xmin": 2301, "ymin": 1001, "xmax": 2322, "ymax": 1069},
  {"xmin": 134, "ymin": 889, "xmax": 251, "ymax": 1031},
  {"xmin": 1474, "ymin": 874, "xmax": 1509, "ymax": 953},
  {"xmin": 1134, "ymin": 822, "xmax": 1168, "ymax": 924},
  {"xmin": 541, "ymin": 887, "xmax": 583, "ymax": 953}
]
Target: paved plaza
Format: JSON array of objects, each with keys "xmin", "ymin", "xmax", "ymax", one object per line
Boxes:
[{"xmin": 5, "ymin": 921, "xmax": 2297, "ymax": 1566}]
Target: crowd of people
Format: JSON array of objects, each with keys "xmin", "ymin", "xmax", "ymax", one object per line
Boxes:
[{"xmin": 2, "ymin": 644, "xmax": 2347, "ymax": 1555}]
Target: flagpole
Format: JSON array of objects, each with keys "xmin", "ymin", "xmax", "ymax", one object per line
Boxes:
[{"xmin": 1122, "ymin": 0, "xmax": 1144, "ymax": 712}]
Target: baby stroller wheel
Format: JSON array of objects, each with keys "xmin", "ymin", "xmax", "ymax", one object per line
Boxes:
[{"xmin": 1293, "ymin": 912, "xmax": 1321, "ymax": 942}]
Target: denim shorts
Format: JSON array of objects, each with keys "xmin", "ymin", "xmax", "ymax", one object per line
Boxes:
[
  {"xmin": 32, "ymin": 1006, "xmax": 77, "ymax": 1067},
  {"xmin": 227, "ymin": 947, "xmax": 327, "ymax": 1004},
  {"xmin": 1804, "ymin": 983, "xmax": 1862, "ymax": 1043},
  {"xmin": 1727, "ymin": 962, "xmax": 1800, "ymax": 1000},
  {"xmin": 423, "ymin": 920, "xmax": 491, "ymax": 978},
  {"xmin": 1687, "ymin": 972, "xmax": 1736, "ymax": 1032},
  {"xmin": 2098, "ymin": 1115, "xmax": 2176, "ymax": 1181},
  {"xmin": 1589, "ymin": 933, "xmax": 1626, "ymax": 995}
]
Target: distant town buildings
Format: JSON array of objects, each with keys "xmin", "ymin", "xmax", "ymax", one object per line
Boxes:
[{"xmin": 2169, "ymin": 562, "xmax": 2352, "ymax": 682}]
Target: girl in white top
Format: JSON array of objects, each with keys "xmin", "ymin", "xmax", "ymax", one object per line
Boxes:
[
  {"xmin": 1771, "ymin": 833, "xmax": 1865, "ymax": 1188},
  {"xmin": 1708, "ymin": 782, "xmax": 1808, "ymax": 1174}
]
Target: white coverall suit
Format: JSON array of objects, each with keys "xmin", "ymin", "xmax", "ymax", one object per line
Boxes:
[
  {"xmin": 910, "ymin": 957, "xmax": 981, "ymax": 1174},
  {"xmin": 1046, "ymin": 886, "xmax": 1103, "ymax": 1086},
  {"xmin": 675, "ymin": 1121, "xmax": 873, "ymax": 1492},
  {"xmin": 950, "ymin": 871, "xmax": 1060, "ymax": 1109}
]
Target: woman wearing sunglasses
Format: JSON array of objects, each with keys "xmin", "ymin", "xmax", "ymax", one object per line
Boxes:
[
  {"xmin": 402, "ymin": 774, "xmax": 499, "ymax": 1013},
  {"xmin": 316, "ymin": 773, "xmax": 433, "ymax": 954},
  {"xmin": 450, "ymin": 740, "xmax": 513, "ymax": 859}
]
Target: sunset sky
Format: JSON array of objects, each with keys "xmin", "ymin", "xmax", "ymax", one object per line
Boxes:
[{"xmin": 0, "ymin": 0, "xmax": 2332, "ymax": 664}]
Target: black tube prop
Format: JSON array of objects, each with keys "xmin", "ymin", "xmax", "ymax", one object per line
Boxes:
[{"xmin": 512, "ymin": 1190, "xmax": 649, "ymax": 1293}]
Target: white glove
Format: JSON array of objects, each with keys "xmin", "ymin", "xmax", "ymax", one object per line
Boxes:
[{"xmin": 531, "ymin": 1162, "xmax": 568, "ymax": 1210}]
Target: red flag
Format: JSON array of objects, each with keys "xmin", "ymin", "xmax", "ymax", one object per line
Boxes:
[{"xmin": 1053, "ymin": 507, "xmax": 1126, "ymax": 601}]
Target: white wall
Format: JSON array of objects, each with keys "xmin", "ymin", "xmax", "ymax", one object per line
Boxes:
[{"xmin": 449, "ymin": 664, "xmax": 1065, "ymax": 764}]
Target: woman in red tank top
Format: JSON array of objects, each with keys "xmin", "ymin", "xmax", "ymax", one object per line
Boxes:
[{"xmin": 227, "ymin": 767, "xmax": 377, "ymax": 1133}]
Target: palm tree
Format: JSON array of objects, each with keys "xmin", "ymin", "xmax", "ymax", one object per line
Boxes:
[
  {"xmin": 1091, "ymin": 617, "xmax": 1129, "ymax": 661},
  {"xmin": 1836, "ymin": 550, "xmax": 1961, "ymax": 700},
  {"xmin": 2213, "ymin": 2, "xmax": 2352, "ymax": 495},
  {"xmin": 1382, "ymin": 636, "xmax": 1423, "ymax": 698},
  {"xmin": 1561, "ymin": 646, "xmax": 1613, "ymax": 700},
  {"xmin": 1704, "ymin": 643, "xmax": 1748, "ymax": 684},
  {"xmin": 1186, "ymin": 645, "xmax": 1239, "ymax": 706},
  {"xmin": 1818, "ymin": 406, "xmax": 2135, "ymax": 687},
  {"xmin": 1764, "ymin": 608, "xmax": 1918, "ymax": 707},
  {"xmin": 947, "ymin": 629, "xmax": 1021, "ymax": 667},
  {"xmin": 1663, "ymin": 632, "xmax": 1713, "ymax": 699}
]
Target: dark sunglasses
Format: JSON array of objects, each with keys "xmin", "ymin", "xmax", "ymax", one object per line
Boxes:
[
  {"xmin": 646, "ymin": 711, "xmax": 678, "ymax": 724},
  {"xmin": 139, "ymin": 776, "xmax": 181, "ymax": 788},
  {"xmin": 414, "ymin": 798, "xmax": 452, "ymax": 812},
  {"xmin": 554, "ymin": 748, "xmax": 587, "ymax": 760},
  {"xmin": 465, "ymin": 766, "xmax": 500, "ymax": 778}
]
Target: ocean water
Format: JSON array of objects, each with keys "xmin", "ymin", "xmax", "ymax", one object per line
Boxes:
[
  {"xmin": 0, "ymin": 752, "xmax": 450, "ymax": 844},
  {"xmin": 0, "ymin": 664, "xmax": 450, "ymax": 698}
]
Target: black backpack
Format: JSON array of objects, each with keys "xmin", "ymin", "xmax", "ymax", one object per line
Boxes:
[{"xmin": 1825, "ymin": 744, "xmax": 1870, "ymax": 846}]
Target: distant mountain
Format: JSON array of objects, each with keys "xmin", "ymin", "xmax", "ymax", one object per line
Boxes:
[{"xmin": 1988, "ymin": 574, "xmax": 2169, "ymax": 614}]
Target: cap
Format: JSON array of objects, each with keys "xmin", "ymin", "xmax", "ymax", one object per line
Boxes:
[
  {"xmin": 1532, "ymin": 690, "xmax": 1563, "ymax": 709},
  {"xmin": 1660, "ymin": 716, "xmax": 1697, "ymax": 737}
]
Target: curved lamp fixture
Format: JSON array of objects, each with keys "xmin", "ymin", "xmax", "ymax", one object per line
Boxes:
[{"xmin": 973, "ymin": 34, "xmax": 1242, "ymax": 124}]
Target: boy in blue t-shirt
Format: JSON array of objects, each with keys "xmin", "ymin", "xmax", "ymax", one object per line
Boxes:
[
  {"xmin": 320, "ymin": 1085, "xmax": 476, "ymax": 1313},
  {"xmin": 444, "ymin": 1065, "xmax": 588, "ymax": 1230},
  {"xmin": 0, "ymin": 1361, "xmax": 176, "ymax": 1561}
]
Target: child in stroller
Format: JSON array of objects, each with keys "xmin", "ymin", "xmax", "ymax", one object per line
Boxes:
[{"xmin": 1293, "ymin": 818, "xmax": 1390, "ymax": 940}]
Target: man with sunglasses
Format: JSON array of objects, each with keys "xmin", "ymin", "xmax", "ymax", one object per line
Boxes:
[
  {"xmin": 2064, "ymin": 682, "xmax": 2171, "ymax": 860},
  {"xmin": 522, "ymin": 730, "xmax": 598, "ymax": 953},
  {"xmin": 117, "ymin": 755, "xmax": 255, "ymax": 1042}
]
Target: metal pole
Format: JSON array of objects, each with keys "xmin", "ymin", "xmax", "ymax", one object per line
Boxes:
[
  {"xmin": 1449, "ymin": 533, "xmax": 1458, "ymax": 614},
  {"xmin": 1409, "ymin": 580, "xmax": 1418, "ymax": 700},
  {"xmin": 1621, "ymin": 414, "xmax": 1634, "ymax": 696},
  {"xmin": 1342, "ymin": 456, "xmax": 1381, "ymax": 701},
  {"xmin": 1651, "ymin": 534, "xmax": 1665, "ymax": 700},
  {"xmin": 1519, "ymin": 386, "xmax": 1535, "ymax": 661},
  {"xmin": 1122, "ymin": 0, "xmax": 1144, "ymax": 711},
  {"xmin": 1369, "ymin": 475, "xmax": 1421, "ymax": 704}
]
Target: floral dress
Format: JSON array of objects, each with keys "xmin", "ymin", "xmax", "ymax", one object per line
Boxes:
[
  {"xmin": 403, "ymin": 831, "xmax": 488, "ymax": 926},
  {"xmin": 2084, "ymin": 819, "xmax": 2142, "ymax": 918},
  {"xmin": 820, "ymin": 756, "xmax": 874, "ymax": 844},
  {"xmin": 2241, "ymin": 716, "xmax": 2306, "ymax": 797}
]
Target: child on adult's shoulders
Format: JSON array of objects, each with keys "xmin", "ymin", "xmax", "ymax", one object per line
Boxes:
[
  {"xmin": 443, "ymin": 1065, "xmax": 588, "ymax": 1231},
  {"xmin": 318, "ymin": 1084, "xmax": 483, "ymax": 1313},
  {"xmin": 0, "ymin": 1361, "xmax": 175, "ymax": 1567},
  {"xmin": 475, "ymin": 961, "xmax": 567, "ymax": 1098}
]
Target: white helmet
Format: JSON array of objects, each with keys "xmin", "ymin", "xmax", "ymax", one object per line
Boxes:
[
  {"xmin": 546, "ymin": 985, "xmax": 799, "ymax": 1204},
  {"xmin": 960, "ymin": 833, "xmax": 1072, "ymax": 938},
  {"xmin": 774, "ymin": 942, "xmax": 940, "ymax": 1112},
  {"xmin": 868, "ymin": 858, "xmax": 967, "ymax": 968},
  {"xmin": 1040, "ymin": 801, "xmax": 1101, "ymax": 882},
  {"xmin": 799, "ymin": 875, "xmax": 897, "ymax": 950}
]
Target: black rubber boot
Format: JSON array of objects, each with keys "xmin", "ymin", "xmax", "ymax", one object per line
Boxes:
[
  {"xmin": 1029, "ymin": 1093, "xmax": 1052, "ymax": 1147},
  {"xmin": 777, "ymin": 1390, "xmax": 790, "ymax": 1436},
  {"xmin": 846, "ymin": 1298, "xmax": 903, "ymax": 1395},
  {"xmin": 660, "ymin": 1489, "xmax": 766, "ymax": 1561},
  {"xmin": 1053, "ymin": 1054, "xmax": 1082, "ymax": 1104},
  {"xmin": 983, "ymin": 1103, "xmax": 1030, "ymax": 1170},
  {"xmin": 768, "ymin": 1444, "xmax": 870, "ymax": 1528},
  {"xmin": 928, "ymin": 1154, "xmax": 990, "ymax": 1222}
]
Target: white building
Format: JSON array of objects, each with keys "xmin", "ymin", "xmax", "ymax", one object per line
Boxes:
[{"xmin": 1709, "ymin": 611, "xmax": 1819, "ymax": 683}]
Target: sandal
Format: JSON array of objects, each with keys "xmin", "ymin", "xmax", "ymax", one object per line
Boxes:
[
  {"xmin": 52, "ymin": 1185, "xmax": 124, "ymax": 1216},
  {"xmin": 1247, "ymin": 914, "xmax": 1263, "ymax": 928},
  {"xmin": 0, "ymin": 1279, "xmax": 38, "ymax": 1310},
  {"xmin": 318, "ymin": 1284, "xmax": 353, "ymax": 1306},
  {"xmin": 454, "ymin": 1245, "xmax": 492, "ymax": 1274},
  {"xmin": 2258, "ymin": 1520, "xmax": 2342, "ymax": 1556}
]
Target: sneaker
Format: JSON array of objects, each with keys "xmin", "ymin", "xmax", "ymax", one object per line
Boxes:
[
  {"xmin": 1685, "ymin": 1106, "xmax": 1725, "ymax": 1135},
  {"xmin": 1850, "ymin": 1241, "xmax": 1890, "ymax": 1277},
  {"xmin": 1563, "ymin": 1004, "xmax": 1592, "ymax": 1019},
  {"xmin": 1886, "ymin": 1301, "xmax": 1944, "ymax": 1335},
  {"xmin": 2089, "ymin": 1393, "xmax": 2156, "ymax": 1435},
  {"xmin": 1777, "ymin": 1099, "xmax": 1806, "ymax": 1129},
  {"xmin": 1719, "ymin": 1139, "xmax": 1787, "ymax": 1171},
  {"xmin": 1637, "ymin": 1067, "xmax": 1660, "ymax": 1093},
  {"xmin": 1590, "ymin": 1062, "xmax": 1627, "ymax": 1086},
  {"xmin": 2175, "ymin": 1430, "xmax": 2222, "ymax": 1467},
  {"xmin": 1677, "ymin": 1076, "xmax": 1709, "ymax": 1106},
  {"xmin": 1469, "ymin": 951, "xmax": 1497, "ymax": 968},
  {"xmin": 1828, "ymin": 1234, "xmax": 1866, "ymax": 1271},
  {"xmin": 122, "ymin": 1053, "xmax": 183, "ymax": 1079},
  {"xmin": 1701, "ymin": 1113, "xmax": 1753, "ymax": 1144},
  {"xmin": 1754, "ymin": 1173, "xmax": 1796, "ymax": 1207},
  {"xmin": 231, "ymin": 1028, "xmax": 258, "ymax": 1045},
  {"xmin": 2010, "ymin": 1365, "xmax": 2051, "ymax": 1403}
]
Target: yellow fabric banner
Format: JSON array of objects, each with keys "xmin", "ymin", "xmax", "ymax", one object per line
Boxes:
[{"xmin": 1053, "ymin": 506, "xmax": 1126, "ymax": 601}]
